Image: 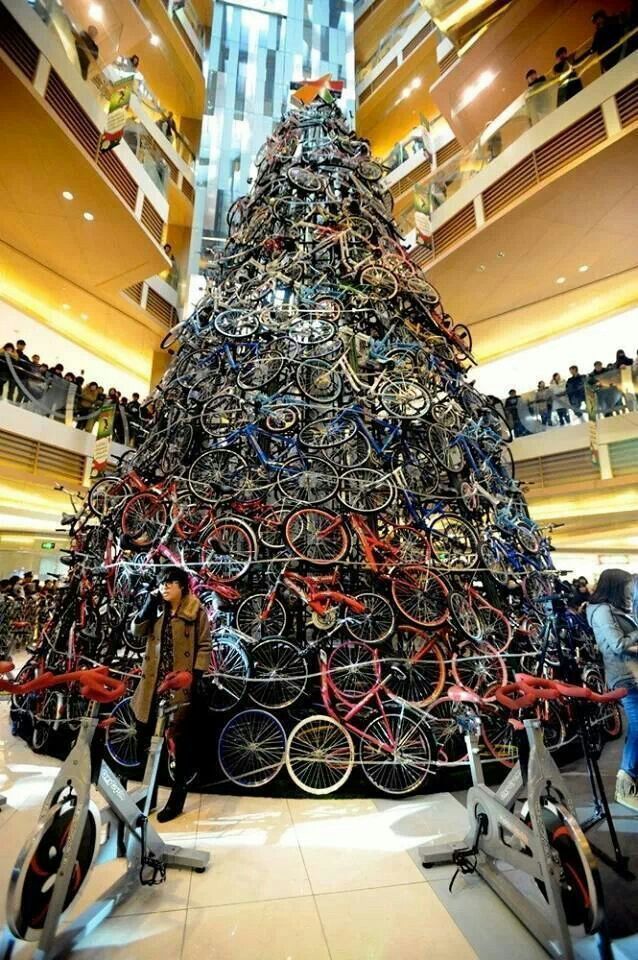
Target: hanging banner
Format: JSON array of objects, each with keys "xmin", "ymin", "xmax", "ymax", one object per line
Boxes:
[
  {"xmin": 584, "ymin": 384, "xmax": 599, "ymax": 465},
  {"xmin": 100, "ymin": 77, "xmax": 134, "ymax": 152},
  {"xmin": 91, "ymin": 403, "xmax": 116, "ymax": 476},
  {"xmin": 414, "ymin": 183, "xmax": 433, "ymax": 254}
]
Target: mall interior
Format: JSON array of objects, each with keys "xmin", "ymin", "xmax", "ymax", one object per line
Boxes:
[{"xmin": 0, "ymin": 0, "xmax": 638, "ymax": 957}]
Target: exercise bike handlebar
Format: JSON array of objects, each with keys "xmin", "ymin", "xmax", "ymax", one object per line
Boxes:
[
  {"xmin": 0, "ymin": 665, "xmax": 126, "ymax": 704},
  {"xmin": 157, "ymin": 670, "xmax": 192, "ymax": 695},
  {"xmin": 493, "ymin": 673, "xmax": 627, "ymax": 711}
]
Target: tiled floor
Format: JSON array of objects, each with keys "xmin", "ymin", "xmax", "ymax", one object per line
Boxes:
[{"xmin": 0, "ymin": 694, "xmax": 634, "ymax": 960}]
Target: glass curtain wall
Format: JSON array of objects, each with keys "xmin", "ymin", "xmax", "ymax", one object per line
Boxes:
[{"xmin": 189, "ymin": 0, "xmax": 355, "ymax": 286}]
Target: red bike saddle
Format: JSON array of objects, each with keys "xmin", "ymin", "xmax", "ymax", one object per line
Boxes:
[
  {"xmin": 0, "ymin": 660, "xmax": 15, "ymax": 675},
  {"xmin": 447, "ymin": 685, "xmax": 482, "ymax": 705}
]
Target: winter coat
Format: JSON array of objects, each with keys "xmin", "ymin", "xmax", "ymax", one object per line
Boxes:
[
  {"xmin": 130, "ymin": 593, "xmax": 211, "ymax": 723},
  {"xmin": 549, "ymin": 379, "xmax": 570, "ymax": 410},
  {"xmin": 586, "ymin": 602, "xmax": 638, "ymax": 691}
]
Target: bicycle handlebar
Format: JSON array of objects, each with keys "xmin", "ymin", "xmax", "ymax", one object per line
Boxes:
[
  {"xmin": 492, "ymin": 673, "xmax": 627, "ymax": 711},
  {"xmin": 0, "ymin": 666, "xmax": 126, "ymax": 704},
  {"xmin": 157, "ymin": 670, "xmax": 192, "ymax": 695}
]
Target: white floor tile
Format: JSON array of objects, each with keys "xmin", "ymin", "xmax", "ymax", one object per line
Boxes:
[
  {"xmin": 183, "ymin": 898, "xmax": 330, "ymax": 960},
  {"xmin": 62, "ymin": 908, "xmax": 187, "ymax": 958},
  {"xmin": 316, "ymin": 882, "xmax": 477, "ymax": 960}
]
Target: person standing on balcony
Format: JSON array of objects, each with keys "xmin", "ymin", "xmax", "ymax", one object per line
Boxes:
[
  {"xmin": 590, "ymin": 10, "xmax": 624, "ymax": 72},
  {"xmin": 549, "ymin": 373, "xmax": 571, "ymax": 425},
  {"xmin": 157, "ymin": 110, "xmax": 177, "ymax": 142},
  {"xmin": 587, "ymin": 569, "xmax": 638, "ymax": 812},
  {"xmin": 74, "ymin": 24, "xmax": 100, "ymax": 81},
  {"xmin": 0, "ymin": 343, "xmax": 17, "ymax": 401},
  {"xmin": 566, "ymin": 365, "xmax": 586, "ymax": 419},
  {"xmin": 534, "ymin": 380, "xmax": 553, "ymax": 426},
  {"xmin": 553, "ymin": 47, "xmax": 583, "ymax": 105},
  {"xmin": 614, "ymin": 348, "xmax": 633, "ymax": 368},
  {"xmin": 503, "ymin": 389, "xmax": 527, "ymax": 437}
]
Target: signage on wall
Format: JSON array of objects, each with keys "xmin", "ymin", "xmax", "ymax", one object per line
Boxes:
[
  {"xmin": 91, "ymin": 403, "xmax": 116, "ymax": 477},
  {"xmin": 40, "ymin": 541, "xmax": 56, "ymax": 550}
]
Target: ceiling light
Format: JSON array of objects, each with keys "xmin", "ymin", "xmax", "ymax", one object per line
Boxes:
[
  {"xmin": 402, "ymin": 85, "xmax": 411, "ymax": 99},
  {"xmin": 62, "ymin": 190, "xmax": 74, "ymax": 200},
  {"xmin": 556, "ymin": 276, "xmax": 566, "ymax": 284},
  {"xmin": 83, "ymin": 211, "xmax": 94, "ymax": 221},
  {"xmin": 496, "ymin": 250, "xmax": 505, "ymax": 258},
  {"xmin": 578, "ymin": 264, "xmax": 589, "ymax": 272},
  {"xmin": 88, "ymin": 3, "xmax": 103, "ymax": 21},
  {"xmin": 150, "ymin": 33, "xmax": 160, "ymax": 46},
  {"xmin": 62, "ymin": 303, "xmax": 70, "ymax": 310},
  {"xmin": 477, "ymin": 264, "xmax": 486, "ymax": 272},
  {"xmin": 410, "ymin": 77, "xmax": 422, "ymax": 90},
  {"xmin": 81, "ymin": 313, "xmax": 89, "ymax": 320}
]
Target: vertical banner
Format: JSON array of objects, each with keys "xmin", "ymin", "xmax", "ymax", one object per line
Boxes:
[
  {"xmin": 414, "ymin": 183, "xmax": 433, "ymax": 255},
  {"xmin": 100, "ymin": 77, "xmax": 134, "ymax": 152},
  {"xmin": 584, "ymin": 384, "xmax": 599, "ymax": 465},
  {"xmin": 91, "ymin": 404, "xmax": 115, "ymax": 476}
]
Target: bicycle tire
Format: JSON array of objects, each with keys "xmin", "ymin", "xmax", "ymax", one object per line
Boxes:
[
  {"xmin": 285, "ymin": 715, "xmax": 354, "ymax": 795},
  {"xmin": 214, "ymin": 310, "xmax": 259, "ymax": 339},
  {"xmin": 236, "ymin": 592, "xmax": 287, "ymax": 641},
  {"xmin": 284, "ymin": 507, "xmax": 349, "ymax": 565},
  {"xmin": 188, "ymin": 449, "xmax": 248, "ymax": 503},
  {"xmin": 338, "ymin": 466, "xmax": 394, "ymax": 514},
  {"xmin": 201, "ymin": 518, "xmax": 256, "ymax": 582},
  {"xmin": 121, "ymin": 492, "xmax": 167, "ymax": 547},
  {"xmin": 359, "ymin": 710, "xmax": 437, "ymax": 796},
  {"xmin": 384, "ymin": 627, "xmax": 447, "ymax": 706},
  {"xmin": 296, "ymin": 357, "xmax": 342, "ymax": 403},
  {"xmin": 217, "ymin": 709, "xmax": 286, "ymax": 788},
  {"xmin": 379, "ymin": 379, "xmax": 428, "ymax": 421},
  {"xmin": 344, "ymin": 593, "xmax": 395, "ymax": 646},
  {"xmin": 203, "ymin": 637, "xmax": 250, "ymax": 712},
  {"xmin": 427, "ymin": 424, "xmax": 465, "ymax": 474},
  {"xmin": 249, "ymin": 639, "xmax": 308, "ymax": 709},
  {"xmin": 449, "ymin": 592, "xmax": 483, "ymax": 641},
  {"xmin": 390, "ymin": 566, "xmax": 448, "ymax": 627},
  {"xmin": 276, "ymin": 455, "xmax": 339, "ymax": 506}
]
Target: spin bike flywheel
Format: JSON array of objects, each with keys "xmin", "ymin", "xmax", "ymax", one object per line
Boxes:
[
  {"xmin": 524, "ymin": 800, "xmax": 603, "ymax": 933},
  {"xmin": 7, "ymin": 798, "xmax": 100, "ymax": 940}
]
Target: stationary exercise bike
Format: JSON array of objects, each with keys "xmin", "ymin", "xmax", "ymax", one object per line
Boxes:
[
  {"xmin": 0, "ymin": 662, "xmax": 210, "ymax": 960},
  {"xmin": 421, "ymin": 674, "xmax": 627, "ymax": 960}
]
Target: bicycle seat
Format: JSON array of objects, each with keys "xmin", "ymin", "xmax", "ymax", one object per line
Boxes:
[
  {"xmin": 158, "ymin": 670, "xmax": 192, "ymax": 695},
  {"xmin": 448, "ymin": 685, "xmax": 481, "ymax": 705},
  {"xmin": 0, "ymin": 660, "xmax": 15, "ymax": 675}
]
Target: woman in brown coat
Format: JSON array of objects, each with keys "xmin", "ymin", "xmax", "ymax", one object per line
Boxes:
[{"xmin": 131, "ymin": 566, "xmax": 211, "ymax": 822}]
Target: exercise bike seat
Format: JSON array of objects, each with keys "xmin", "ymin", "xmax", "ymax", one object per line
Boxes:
[
  {"xmin": 447, "ymin": 685, "xmax": 482, "ymax": 704},
  {"xmin": 0, "ymin": 660, "xmax": 15, "ymax": 675}
]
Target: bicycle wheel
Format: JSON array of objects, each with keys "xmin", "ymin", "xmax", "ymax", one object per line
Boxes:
[
  {"xmin": 476, "ymin": 601, "xmax": 512, "ymax": 653},
  {"xmin": 214, "ymin": 310, "xmax": 259, "ymax": 339},
  {"xmin": 327, "ymin": 641, "xmax": 378, "ymax": 701},
  {"xmin": 428, "ymin": 514, "xmax": 478, "ymax": 571},
  {"xmin": 449, "ymin": 592, "xmax": 483, "ymax": 641},
  {"xmin": 285, "ymin": 715, "xmax": 354, "ymax": 795},
  {"xmin": 236, "ymin": 354, "xmax": 285, "ymax": 391},
  {"xmin": 296, "ymin": 357, "xmax": 342, "ymax": 403},
  {"xmin": 105, "ymin": 696, "xmax": 143, "ymax": 771},
  {"xmin": 203, "ymin": 637, "xmax": 250, "ymax": 712},
  {"xmin": 345, "ymin": 593, "xmax": 395, "ymax": 645},
  {"xmin": 426, "ymin": 697, "xmax": 471, "ymax": 764},
  {"xmin": 479, "ymin": 539, "xmax": 510, "ymax": 586},
  {"xmin": 480, "ymin": 700, "xmax": 517, "ymax": 768},
  {"xmin": 359, "ymin": 709, "xmax": 437, "ymax": 796},
  {"xmin": 276, "ymin": 455, "xmax": 339, "ymax": 506},
  {"xmin": 265, "ymin": 406, "xmax": 299, "ymax": 434},
  {"xmin": 7, "ymin": 801, "xmax": 99, "ymax": 940},
  {"xmin": 285, "ymin": 508, "xmax": 349, "ymax": 565},
  {"xmin": 288, "ymin": 316, "xmax": 335, "ymax": 346},
  {"xmin": 188, "ymin": 449, "xmax": 248, "ymax": 503},
  {"xmin": 249, "ymin": 639, "xmax": 308, "ymax": 709},
  {"xmin": 384, "ymin": 627, "xmax": 446, "ymax": 706},
  {"xmin": 201, "ymin": 518, "xmax": 256, "ymax": 582},
  {"xmin": 256, "ymin": 505, "xmax": 287, "ymax": 550},
  {"xmin": 359, "ymin": 264, "xmax": 398, "ymax": 299},
  {"xmin": 218, "ymin": 710, "xmax": 286, "ymax": 787},
  {"xmin": 514, "ymin": 521, "xmax": 541, "ymax": 555},
  {"xmin": 288, "ymin": 166, "xmax": 323, "ymax": 191},
  {"xmin": 200, "ymin": 394, "xmax": 249, "ymax": 438},
  {"xmin": 236, "ymin": 592, "xmax": 287, "ymax": 641},
  {"xmin": 121, "ymin": 492, "xmax": 167, "ymax": 547},
  {"xmin": 88, "ymin": 476, "xmax": 130, "ymax": 518},
  {"xmin": 298, "ymin": 415, "xmax": 357, "ymax": 452},
  {"xmin": 379, "ymin": 379, "xmax": 428, "ymax": 421},
  {"xmin": 427, "ymin": 424, "xmax": 465, "ymax": 473},
  {"xmin": 391, "ymin": 566, "xmax": 448, "ymax": 627},
  {"xmin": 451, "ymin": 640, "xmax": 507, "ymax": 697},
  {"xmin": 392, "ymin": 443, "xmax": 438, "ymax": 499},
  {"xmin": 338, "ymin": 467, "xmax": 394, "ymax": 514}
]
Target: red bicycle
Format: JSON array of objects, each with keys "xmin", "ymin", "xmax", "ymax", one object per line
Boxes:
[{"xmin": 285, "ymin": 641, "xmax": 437, "ymax": 795}]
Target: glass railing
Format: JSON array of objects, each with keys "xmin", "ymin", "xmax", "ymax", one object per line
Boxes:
[
  {"xmin": 383, "ymin": 127, "xmax": 430, "ymax": 172},
  {"xmin": 504, "ymin": 366, "xmax": 638, "ymax": 437},
  {"xmin": 401, "ymin": 24, "xmax": 638, "ymax": 232},
  {"xmin": 24, "ymin": 0, "xmax": 123, "ymax": 82},
  {"xmin": 356, "ymin": 0, "xmax": 426, "ymax": 84},
  {"xmin": 0, "ymin": 357, "xmax": 147, "ymax": 447}
]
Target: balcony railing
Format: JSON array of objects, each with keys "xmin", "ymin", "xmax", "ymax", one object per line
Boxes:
[
  {"xmin": 356, "ymin": 0, "xmax": 435, "ymax": 100},
  {"xmin": 400, "ymin": 37, "xmax": 638, "ymax": 259}
]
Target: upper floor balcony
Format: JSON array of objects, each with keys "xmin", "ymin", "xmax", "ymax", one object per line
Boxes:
[{"xmin": 0, "ymin": 0, "xmax": 195, "ymax": 330}]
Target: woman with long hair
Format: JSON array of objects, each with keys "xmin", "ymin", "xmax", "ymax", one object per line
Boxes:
[
  {"xmin": 131, "ymin": 566, "xmax": 211, "ymax": 822},
  {"xmin": 587, "ymin": 568, "xmax": 638, "ymax": 811}
]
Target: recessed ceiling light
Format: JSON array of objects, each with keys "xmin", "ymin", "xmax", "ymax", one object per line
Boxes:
[
  {"xmin": 411, "ymin": 77, "xmax": 422, "ymax": 90},
  {"xmin": 83, "ymin": 211, "xmax": 95, "ymax": 221},
  {"xmin": 81, "ymin": 313, "xmax": 89, "ymax": 320},
  {"xmin": 88, "ymin": 3, "xmax": 103, "ymax": 21},
  {"xmin": 402, "ymin": 85, "xmax": 411, "ymax": 99},
  {"xmin": 556, "ymin": 276, "xmax": 566, "ymax": 284},
  {"xmin": 62, "ymin": 190, "xmax": 74, "ymax": 200},
  {"xmin": 578, "ymin": 264, "xmax": 589, "ymax": 272},
  {"xmin": 150, "ymin": 33, "xmax": 160, "ymax": 46},
  {"xmin": 477, "ymin": 264, "xmax": 486, "ymax": 272},
  {"xmin": 496, "ymin": 251, "xmax": 505, "ymax": 258},
  {"xmin": 62, "ymin": 303, "xmax": 70, "ymax": 310}
]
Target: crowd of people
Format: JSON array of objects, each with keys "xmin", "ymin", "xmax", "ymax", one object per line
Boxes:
[
  {"xmin": 525, "ymin": 7, "xmax": 638, "ymax": 103},
  {"xmin": 0, "ymin": 573, "xmax": 61, "ymax": 659},
  {"xmin": 0, "ymin": 339, "xmax": 148, "ymax": 446},
  {"xmin": 503, "ymin": 348, "xmax": 637, "ymax": 436}
]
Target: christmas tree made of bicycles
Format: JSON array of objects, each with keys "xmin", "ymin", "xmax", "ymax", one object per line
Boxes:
[{"xmin": 31, "ymin": 78, "xmax": 593, "ymax": 796}]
